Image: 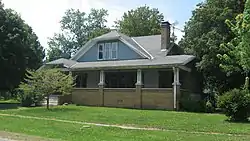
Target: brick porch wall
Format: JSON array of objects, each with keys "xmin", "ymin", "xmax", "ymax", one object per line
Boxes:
[{"xmin": 72, "ymin": 88, "xmax": 174, "ymax": 110}]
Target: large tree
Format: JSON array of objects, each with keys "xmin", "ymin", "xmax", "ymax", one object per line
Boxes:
[
  {"xmin": 115, "ymin": 5, "xmax": 164, "ymax": 37},
  {"xmin": 47, "ymin": 8, "xmax": 110, "ymax": 61},
  {"xmin": 0, "ymin": 2, "xmax": 45, "ymax": 91},
  {"xmin": 219, "ymin": 0, "xmax": 250, "ymax": 77},
  {"xmin": 179, "ymin": 0, "xmax": 245, "ymax": 94}
]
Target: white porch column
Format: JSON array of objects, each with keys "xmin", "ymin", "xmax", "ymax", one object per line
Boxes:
[
  {"xmin": 176, "ymin": 68, "xmax": 180, "ymax": 85},
  {"xmin": 136, "ymin": 69, "xmax": 142, "ymax": 109},
  {"xmin": 172, "ymin": 67, "xmax": 181, "ymax": 110},
  {"xmin": 98, "ymin": 70, "xmax": 105, "ymax": 86},
  {"xmin": 98, "ymin": 70, "xmax": 105, "ymax": 106},
  {"xmin": 136, "ymin": 69, "xmax": 142, "ymax": 85},
  {"xmin": 173, "ymin": 67, "xmax": 177, "ymax": 109}
]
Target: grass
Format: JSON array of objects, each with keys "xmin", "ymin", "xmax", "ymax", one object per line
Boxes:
[
  {"xmin": 0, "ymin": 99, "xmax": 19, "ymax": 103},
  {"xmin": 0, "ymin": 116, "xmax": 250, "ymax": 141},
  {"xmin": 1, "ymin": 105, "xmax": 250, "ymax": 135}
]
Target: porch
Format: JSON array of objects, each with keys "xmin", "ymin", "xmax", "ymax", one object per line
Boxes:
[{"xmin": 72, "ymin": 68, "xmax": 186, "ymax": 110}]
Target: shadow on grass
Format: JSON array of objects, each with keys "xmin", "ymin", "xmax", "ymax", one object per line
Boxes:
[
  {"xmin": 13, "ymin": 105, "xmax": 82, "ymax": 113},
  {"xmin": 225, "ymin": 119, "xmax": 250, "ymax": 124}
]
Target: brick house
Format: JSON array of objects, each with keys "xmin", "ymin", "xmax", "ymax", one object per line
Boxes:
[{"xmin": 45, "ymin": 21, "xmax": 202, "ymax": 110}]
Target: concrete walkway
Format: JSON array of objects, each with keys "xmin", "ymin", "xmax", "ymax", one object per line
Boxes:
[{"xmin": 0, "ymin": 113, "xmax": 249, "ymax": 137}]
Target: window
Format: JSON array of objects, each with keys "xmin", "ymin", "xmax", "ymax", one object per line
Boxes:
[
  {"xmin": 98, "ymin": 44, "xmax": 104, "ymax": 60},
  {"xmin": 111, "ymin": 42, "xmax": 118, "ymax": 59},
  {"xmin": 98, "ymin": 42, "xmax": 118, "ymax": 60},
  {"xmin": 105, "ymin": 43, "xmax": 111, "ymax": 59}
]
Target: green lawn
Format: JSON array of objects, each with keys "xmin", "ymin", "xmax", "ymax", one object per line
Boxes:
[
  {"xmin": 0, "ymin": 105, "xmax": 250, "ymax": 141},
  {"xmin": 0, "ymin": 116, "xmax": 249, "ymax": 141},
  {"xmin": 1, "ymin": 105, "xmax": 250, "ymax": 135}
]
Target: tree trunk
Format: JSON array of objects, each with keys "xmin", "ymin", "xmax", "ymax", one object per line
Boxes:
[{"xmin": 46, "ymin": 95, "xmax": 49, "ymax": 110}]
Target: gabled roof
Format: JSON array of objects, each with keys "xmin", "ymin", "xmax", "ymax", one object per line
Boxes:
[{"xmin": 71, "ymin": 31, "xmax": 154, "ymax": 60}]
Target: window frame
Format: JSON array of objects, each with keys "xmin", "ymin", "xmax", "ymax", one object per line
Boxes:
[
  {"xmin": 97, "ymin": 42, "xmax": 118, "ymax": 60},
  {"xmin": 97, "ymin": 43, "xmax": 104, "ymax": 60},
  {"xmin": 105, "ymin": 43, "xmax": 111, "ymax": 59},
  {"xmin": 111, "ymin": 42, "xmax": 118, "ymax": 59}
]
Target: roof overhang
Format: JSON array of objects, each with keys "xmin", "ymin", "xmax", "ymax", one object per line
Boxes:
[{"xmin": 44, "ymin": 55, "xmax": 195, "ymax": 72}]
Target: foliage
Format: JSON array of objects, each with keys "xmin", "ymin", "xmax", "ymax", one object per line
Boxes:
[
  {"xmin": 218, "ymin": 0, "xmax": 250, "ymax": 76},
  {"xmin": 0, "ymin": 2, "xmax": 45, "ymax": 90},
  {"xmin": 18, "ymin": 69, "xmax": 74, "ymax": 109},
  {"xmin": 218, "ymin": 88, "xmax": 250, "ymax": 121},
  {"xmin": 115, "ymin": 5, "xmax": 164, "ymax": 37},
  {"xmin": 179, "ymin": 0, "xmax": 245, "ymax": 95},
  {"xmin": 47, "ymin": 8, "xmax": 110, "ymax": 61}
]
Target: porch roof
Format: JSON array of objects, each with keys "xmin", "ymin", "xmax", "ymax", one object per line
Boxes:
[{"xmin": 70, "ymin": 55, "xmax": 195, "ymax": 70}]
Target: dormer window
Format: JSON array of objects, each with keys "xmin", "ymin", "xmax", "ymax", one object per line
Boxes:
[
  {"xmin": 98, "ymin": 42, "xmax": 118, "ymax": 60},
  {"xmin": 98, "ymin": 43, "xmax": 104, "ymax": 60}
]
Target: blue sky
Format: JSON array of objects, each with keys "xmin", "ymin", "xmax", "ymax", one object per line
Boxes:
[{"xmin": 2, "ymin": 0, "xmax": 203, "ymax": 49}]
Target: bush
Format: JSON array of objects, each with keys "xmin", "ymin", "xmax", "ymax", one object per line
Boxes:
[
  {"xmin": 205, "ymin": 100, "xmax": 215, "ymax": 113},
  {"xmin": 218, "ymin": 88, "xmax": 250, "ymax": 121}
]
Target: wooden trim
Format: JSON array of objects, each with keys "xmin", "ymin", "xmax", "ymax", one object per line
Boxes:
[
  {"xmin": 142, "ymin": 88, "xmax": 172, "ymax": 92},
  {"xmin": 73, "ymin": 88, "xmax": 99, "ymax": 90}
]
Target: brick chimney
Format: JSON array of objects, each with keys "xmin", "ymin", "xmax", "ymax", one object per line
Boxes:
[{"xmin": 161, "ymin": 21, "xmax": 171, "ymax": 51}]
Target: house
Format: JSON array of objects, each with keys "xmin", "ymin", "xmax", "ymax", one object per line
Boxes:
[{"xmin": 45, "ymin": 21, "xmax": 202, "ymax": 110}]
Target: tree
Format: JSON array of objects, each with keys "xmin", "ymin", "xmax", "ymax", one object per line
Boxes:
[
  {"xmin": 19, "ymin": 69, "xmax": 75, "ymax": 109},
  {"xmin": 218, "ymin": 0, "xmax": 250, "ymax": 76},
  {"xmin": 115, "ymin": 5, "xmax": 164, "ymax": 37},
  {"xmin": 0, "ymin": 2, "xmax": 45, "ymax": 91},
  {"xmin": 47, "ymin": 8, "xmax": 110, "ymax": 61},
  {"xmin": 179, "ymin": 0, "xmax": 245, "ymax": 95}
]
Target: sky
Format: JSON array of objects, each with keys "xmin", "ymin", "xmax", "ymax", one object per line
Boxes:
[{"xmin": 2, "ymin": 0, "xmax": 203, "ymax": 50}]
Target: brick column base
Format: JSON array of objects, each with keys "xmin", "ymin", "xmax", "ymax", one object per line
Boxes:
[
  {"xmin": 98, "ymin": 84, "xmax": 104, "ymax": 106},
  {"xmin": 136, "ymin": 84, "xmax": 142, "ymax": 109}
]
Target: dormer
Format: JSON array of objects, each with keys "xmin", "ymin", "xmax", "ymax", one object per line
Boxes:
[{"xmin": 71, "ymin": 31, "xmax": 153, "ymax": 62}]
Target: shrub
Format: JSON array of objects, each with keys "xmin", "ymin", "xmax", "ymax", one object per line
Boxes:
[
  {"xmin": 205, "ymin": 100, "xmax": 215, "ymax": 113},
  {"xmin": 218, "ymin": 88, "xmax": 250, "ymax": 121},
  {"xmin": 19, "ymin": 69, "xmax": 74, "ymax": 109}
]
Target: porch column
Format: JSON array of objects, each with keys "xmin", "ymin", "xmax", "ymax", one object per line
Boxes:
[
  {"xmin": 173, "ymin": 67, "xmax": 181, "ymax": 110},
  {"xmin": 135, "ymin": 69, "xmax": 142, "ymax": 109},
  {"xmin": 98, "ymin": 70, "xmax": 105, "ymax": 106}
]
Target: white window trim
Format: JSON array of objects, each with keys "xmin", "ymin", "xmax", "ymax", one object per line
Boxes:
[
  {"xmin": 105, "ymin": 43, "xmax": 111, "ymax": 59},
  {"xmin": 111, "ymin": 42, "xmax": 118, "ymax": 59},
  {"xmin": 97, "ymin": 42, "xmax": 118, "ymax": 60},
  {"xmin": 97, "ymin": 43, "xmax": 104, "ymax": 60}
]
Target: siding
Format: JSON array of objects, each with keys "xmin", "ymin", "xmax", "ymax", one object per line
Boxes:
[{"xmin": 77, "ymin": 41, "xmax": 144, "ymax": 62}]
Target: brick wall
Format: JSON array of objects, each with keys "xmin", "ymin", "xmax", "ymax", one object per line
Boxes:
[
  {"xmin": 72, "ymin": 88, "xmax": 174, "ymax": 110},
  {"xmin": 103, "ymin": 88, "xmax": 140, "ymax": 108},
  {"xmin": 72, "ymin": 88, "xmax": 101, "ymax": 106},
  {"xmin": 142, "ymin": 88, "xmax": 173, "ymax": 110}
]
